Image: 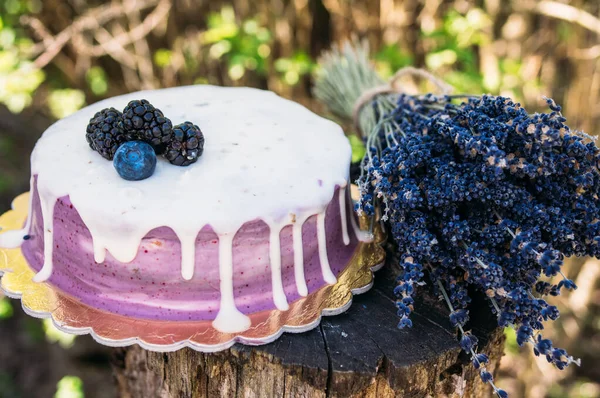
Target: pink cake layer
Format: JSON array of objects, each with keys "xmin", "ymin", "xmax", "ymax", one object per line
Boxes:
[{"xmin": 21, "ymin": 180, "xmax": 359, "ymax": 321}]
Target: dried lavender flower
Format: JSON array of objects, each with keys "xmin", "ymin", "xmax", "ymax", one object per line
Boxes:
[{"xmin": 313, "ymin": 42, "xmax": 596, "ymax": 397}]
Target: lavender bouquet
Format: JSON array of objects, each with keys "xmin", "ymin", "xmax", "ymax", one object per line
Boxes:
[{"xmin": 314, "ymin": 41, "xmax": 596, "ymax": 397}]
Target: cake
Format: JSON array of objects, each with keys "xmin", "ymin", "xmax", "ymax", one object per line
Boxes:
[{"xmin": 0, "ymin": 85, "xmax": 369, "ymax": 333}]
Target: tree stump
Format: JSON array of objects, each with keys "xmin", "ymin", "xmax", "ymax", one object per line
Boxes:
[{"xmin": 111, "ymin": 264, "xmax": 504, "ymax": 398}]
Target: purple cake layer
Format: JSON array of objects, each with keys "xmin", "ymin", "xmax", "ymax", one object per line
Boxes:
[{"xmin": 21, "ymin": 180, "xmax": 359, "ymax": 321}]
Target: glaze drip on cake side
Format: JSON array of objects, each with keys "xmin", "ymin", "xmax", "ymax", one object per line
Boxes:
[{"xmin": 0, "ymin": 85, "xmax": 368, "ymax": 333}]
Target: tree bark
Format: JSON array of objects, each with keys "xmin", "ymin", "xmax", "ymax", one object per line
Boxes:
[{"xmin": 111, "ymin": 264, "xmax": 505, "ymax": 398}]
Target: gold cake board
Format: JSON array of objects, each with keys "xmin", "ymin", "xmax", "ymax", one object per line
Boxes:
[{"xmin": 0, "ymin": 192, "xmax": 385, "ymax": 352}]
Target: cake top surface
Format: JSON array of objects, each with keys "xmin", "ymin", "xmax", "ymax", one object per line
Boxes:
[{"xmin": 31, "ymin": 85, "xmax": 350, "ymax": 243}]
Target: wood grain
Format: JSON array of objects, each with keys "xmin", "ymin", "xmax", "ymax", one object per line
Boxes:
[{"xmin": 112, "ymin": 262, "xmax": 505, "ymax": 398}]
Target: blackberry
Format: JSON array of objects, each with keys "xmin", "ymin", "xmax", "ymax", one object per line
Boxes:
[
  {"xmin": 85, "ymin": 107, "xmax": 126, "ymax": 160},
  {"xmin": 165, "ymin": 122, "xmax": 205, "ymax": 166},
  {"xmin": 121, "ymin": 99, "xmax": 173, "ymax": 154}
]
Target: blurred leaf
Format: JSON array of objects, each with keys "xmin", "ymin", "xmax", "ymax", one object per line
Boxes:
[
  {"xmin": 153, "ymin": 48, "xmax": 173, "ymax": 68},
  {"xmin": 374, "ymin": 45, "xmax": 413, "ymax": 78},
  {"xmin": 0, "ymin": 135, "xmax": 15, "ymax": 155},
  {"xmin": 0, "ymin": 28, "xmax": 16, "ymax": 48},
  {"xmin": 443, "ymin": 70, "xmax": 484, "ymax": 94},
  {"xmin": 0, "ymin": 58, "xmax": 45, "ymax": 113},
  {"xmin": 47, "ymin": 89, "xmax": 85, "ymax": 119},
  {"xmin": 275, "ymin": 51, "xmax": 315, "ymax": 86},
  {"xmin": 558, "ymin": 21, "xmax": 572, "ymax": 42},
  {"xmin": 202, "ymin": 6, "xmax": 239, "ymax": 44},
  {"xmin": 418, "ymin": 8, "xmax": 499, "ymax": 96},
  {"xmin": 0, "ymin": 51, "xmax": 17, "ymax": 72},
  {"xmin": 274, "ymin": 58, "xmax": 291, "ymax": 72},
  {"xmin": 24, "ymin": 318, "xmax": 44, "ymax": 342},
  {"xmin": 43, "ymin": 318, "xmax": 76, "ymax": 348},
  {"xmin": 201, "ymin": 7, "xmax": 273, "ymax": 78},
  {"xmin": 27, "ymin": 0, "xmax": 42, "ymax": 14},
  {"xmin": 0, "ymin": 296, "xmax": 13, "ymax": 319},
  {"xmin": 425, "ymin": 49, "xmax": 458, "ymax": 70},
  {"xmin": 349, "ymin": 135, "xmax": 366, "ymax": 163},
  {"xmin": 0, "ymin": 174, "xmax": 12, "ymax": 193},
  {"xmin": 5, "ymin": 0, "xmax": 22, "ymax": 15},
  {"xmin": 54, "ymin": 376, "xmax": 84, "ymax": 398},
  {"xmin": 445, "ymin": 9, "xmax": 492, "ymax": 48},
  {"xmin": 228, "ymin": 64, "xmax": 245, "ymax": 80},
  {"xmin": 85, "ymin": 66, "xmax": 108, "ymax": 95},
  {"xmin": 0, "ymin": 372, "xmax": 20, "ymax": 398},
  {"xmin": 504, "ymin": 327, "xmax": 519, "ymax": 355},
  {"xmin": 500, "ymin": 58, "xmax": 521, "ymax": 76},
  {"xmin": 209, "ymin": 41, "xmax": 232, "ymax": 59},
  {"xmin": 242, "ymin": 20, "xmax": 258, "ymax": 35},
  {"xmin": 0, "ymin": 0, "xmax": 46, "ymax": 113},
  {"xmin": 257, "ymin": 43, "xmax": 270, "ymax": 58}
]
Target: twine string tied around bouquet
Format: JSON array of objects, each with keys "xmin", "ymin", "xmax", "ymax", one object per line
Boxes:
[{"xmin": 352, "ymin": 66, "xmax": 453, "ymax": 136}]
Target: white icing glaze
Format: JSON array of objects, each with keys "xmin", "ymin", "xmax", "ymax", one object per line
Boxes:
[
  {"xmin": 316, "ymin": 211, "xmax": 337, "ymax": 284},
  {"xmin": 177, "ymin": 230, "xmax": 197, "ymax": 281},
  {"xmin": 339, "ymin": 186, "xmax": 350, "ymax": 245},
  {"xmin": 92, "ymin": 232, "xmax": 107, "ymax": 263},
  {"xmin": 292, "ymin": 214, "xmax": 310, "ymax": 297},
  {"xmin": 32, "ymin": 186, "xmax": 58, "ymax": 283},
  {"xmin": 212, "ymin": 233, "xmax": 251, "ymax": 333},
  {"xmin": 2, "ymin": 85, "xmax": 355, "ymax": 332},
  {"xmin": 268, "ymin": 224, "xmax": 289, "ymax": 311}
]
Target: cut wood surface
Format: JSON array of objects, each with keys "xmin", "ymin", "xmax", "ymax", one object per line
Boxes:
[{"xmin": 111, "ymin": 257, "xmax": 505, "ymax": 398}]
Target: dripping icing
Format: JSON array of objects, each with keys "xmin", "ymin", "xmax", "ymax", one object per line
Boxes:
[
  {"xmin": 32, "ymin": 187, "xmax": 58, "ymax": 283},
  {"xmin": 177, "ymin": 230, "xmax": 197, "ymax": 280},
  {"xmin": 92, "ymin": 235, "xmax": 106, "ymax": 263},
  {"xmin": 292, "ymin": 214, "xmax": 309, "ymax": 297},
  {"xmin": 317, "ymin": 210, "xmax": 337, "ymax": 284},
  {"xmin": 212, "ymin": 233, "xmax": 251, "ymax": 333},
  {"xmin": 269, "ymin": 224, "xmax": 289, "ymax": 310},
  {"xmin": 339, "ymin": 185, "xmax": 350, "ymax": 245}
]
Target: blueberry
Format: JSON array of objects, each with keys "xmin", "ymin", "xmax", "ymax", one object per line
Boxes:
[{"xmin": 113, "ymin": 141, "xmax": 157, "ymax": 181}]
